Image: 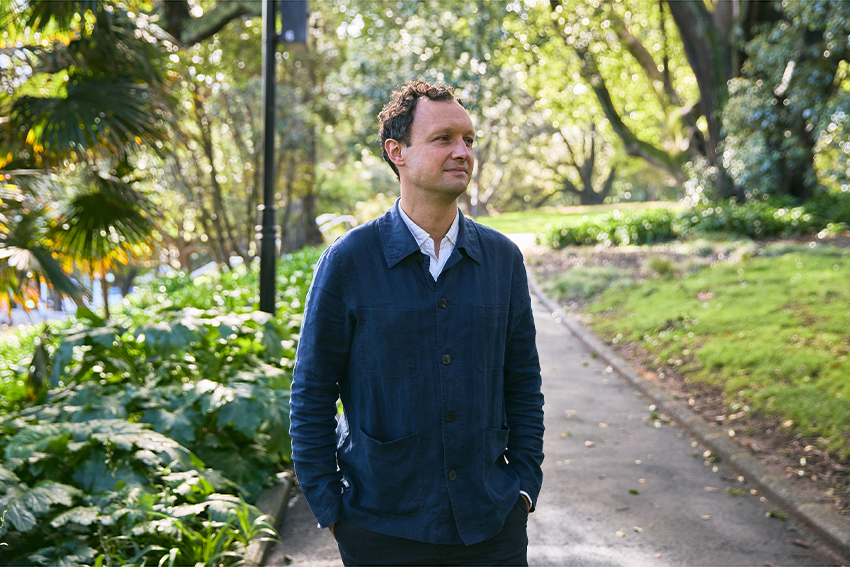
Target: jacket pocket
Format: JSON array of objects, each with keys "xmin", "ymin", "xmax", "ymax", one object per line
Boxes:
[
  {"xmin": 482, "ymin": 426, "xmax": 519, "ymax": 509},
  {"xmin": 354, "ymin": 428, "xmax": 423, "ymax": 515},
  {"xmin": 358, "ymin": 309, "xmax": 420, "ymax": 378},
  {"xmin": 473, "ymin": 305, "xmax": 509, "ymax": 372}
]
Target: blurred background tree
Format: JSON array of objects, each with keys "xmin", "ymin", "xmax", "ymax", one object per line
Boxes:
[{"xmin": 1, "ymin": 0, "xmax": 847, "ymax": 313}]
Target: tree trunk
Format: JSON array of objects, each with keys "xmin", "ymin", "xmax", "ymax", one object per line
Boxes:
[
  {"xmin": 100, "ymin": 275, "xmax": 110, "ymax": 320},
  {"xmin": 302, "ymin": 127, "xmax": 324, "ymax": 247},
  {"xmin": 193, "ymin": 93, "xmax": 246, "ymax": 264},
  {"xmin": 665, "ymin": 0, "xmax": 738, "ymax": 200},
  {"xmin": 159, "ymin": 0, "xmax": 261, "ymax": 46}
]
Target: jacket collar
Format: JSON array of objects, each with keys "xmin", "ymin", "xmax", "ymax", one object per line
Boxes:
[{"xmin": 379, "ymin": 199, "xmax": 482, "ymax": 269}]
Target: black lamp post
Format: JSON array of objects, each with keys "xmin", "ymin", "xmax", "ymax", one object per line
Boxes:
[{"xmin": 259, "ymin": 0, "xmax": 307, "ymax": 314}]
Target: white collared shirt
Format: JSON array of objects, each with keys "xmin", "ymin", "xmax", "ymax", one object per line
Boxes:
[{"xmin": 398, "ymin": 206, "xmax": 460, "ymax": 281}]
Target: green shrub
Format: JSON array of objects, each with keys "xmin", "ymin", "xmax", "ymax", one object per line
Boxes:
[
  {"xmin": 678, "ymin": 192, "xmax": 850, "ymax": 239},
  {"xmin": 646, "ymin": 256, "xmax": 676, "ymax": 278},
  {"xmin": 803, "ymin": 191, "xmax": 850, "ymax": 228},
  {"xmin": 0, "ymin": 248, "xmax": 321, "ymax": 566},
  {"xmin": 538, "ymin": 208, "xmax": 677, "ymax": 249},
  {"xmin": 536, "ymin": 194, "xmax": 850, "ymax": 250},
  {"xmin": 677, "ymin": 199, "xmax": 819, "ymax": 238}
]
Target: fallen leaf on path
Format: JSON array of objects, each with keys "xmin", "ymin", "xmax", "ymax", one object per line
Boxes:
[
  {"xmin": 633, "ymin": 526, "xmax": 643, "ymax": 533},
  {"xmin": 615, "ymin": 530, "xmax": 626, "ymax": 538},
  {"xmin": 764, "ymin": 563, "xmax": 779, "ymax": 567},
  {"xmin": 599, "ymin": 422, "xmax": 608, "ymax": 428},
  {"xmin": 585, "ymin": 440, "xmax": 596, "ymax": 447},
  {"xmin": 793, "ymin": 539, "xmax": 810, "ymax": 548},
  {"xmin": 701, "ymin": 515, "xmax": 711, "ymax": 520},
  {"xmin": 704, "ymin": 486, "xmax": 720, "ymax": 492}
]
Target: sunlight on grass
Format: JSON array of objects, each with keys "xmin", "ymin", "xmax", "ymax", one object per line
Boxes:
[{"xmin": 586, "ymin": 245, "xmax": 850, "ymax": 456}]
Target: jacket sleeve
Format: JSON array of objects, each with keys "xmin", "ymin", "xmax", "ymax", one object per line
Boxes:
[
  {"xmin": 290, "ymin": 245, "xmax": 354, "ymax": 528},
  {"xmin": 503, "ymin": 247, "xmax": 545, "ymax": 511}
]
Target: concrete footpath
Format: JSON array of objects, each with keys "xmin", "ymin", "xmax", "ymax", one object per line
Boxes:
[{"xmin": 262, "ymin": 285, "xmax": 849, "ymax": 566}]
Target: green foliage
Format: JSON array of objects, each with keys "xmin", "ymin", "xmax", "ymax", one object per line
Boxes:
[
  {"xmin": 678, "ymin": 199, "xmax": 818, "ymax": 238},
  {"xmin": 586, "ymin": 245, "xmax": 850, "ymax": 459},
  {"xmin": 0, "ymin": 247, "xmax": 321, "ymax": 566},
  {"xmin": 538, "ymin": 194, "xmax": 850, "ymax": 249},
  {"xmin": 680, "ymin": 192, "xmax": 850, "ymax": 239},
  {"xmin": 719, "ymin": 0, "xmax": 850, "ymax": 200},
  {"xmin": 538, "ymin": 208, "xmax": 678, "ymax": 249}
]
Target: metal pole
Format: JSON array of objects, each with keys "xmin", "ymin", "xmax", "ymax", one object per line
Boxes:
[{"xmin": 260, "ymin": 0, "xmax": 277, "ymax": 314}]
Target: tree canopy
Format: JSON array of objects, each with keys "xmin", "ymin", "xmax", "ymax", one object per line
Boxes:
[{"xmin": 1, "ymin": 0, "xmax": 848, "ymax": 309}]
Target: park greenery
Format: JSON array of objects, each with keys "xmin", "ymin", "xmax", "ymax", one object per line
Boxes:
[
  {"xmin": 0, "ymin": 248, "xmax": 318, "ymax": 566},
  {"xmin": 1, "ymin": 0, "xmax": 848, "ymax": 314},
  {"xmin": 537, "ymin": 191, "xmax": 850, "ymax": 248},
  {"xmin": 1, "ymin": 0, "xmax": 849, "ymax": 560},
  {"xmin": 538, "ymin": 234, "xmax": 850, "ymax": 463}
]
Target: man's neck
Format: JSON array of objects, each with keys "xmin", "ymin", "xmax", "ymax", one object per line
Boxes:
[{"xmin": 399, "ymin": 194, "xmax": 458, "ymax": 245}]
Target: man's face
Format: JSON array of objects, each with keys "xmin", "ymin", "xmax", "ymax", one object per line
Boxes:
[{"xmin": 398, "ymin": 98, "xmax": 475, "ymax": 201}]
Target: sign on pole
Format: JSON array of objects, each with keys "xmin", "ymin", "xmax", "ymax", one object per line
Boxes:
[{"xmin": 280, "ymin": 0, "xmax": 308, "ymax": 44}]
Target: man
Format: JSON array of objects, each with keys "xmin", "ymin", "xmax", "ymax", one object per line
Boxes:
[{"xmin": 290, "ymin": 81, "xmax": 545, "ymax": 566}]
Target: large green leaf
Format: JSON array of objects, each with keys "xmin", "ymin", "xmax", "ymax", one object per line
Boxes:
[
  {"xmin": 11, "ymin": 77, "xmax": 164, "ymax": 163},
  {"xmin": 0, "ymin": 465, "xmax": 20, "ymax": 488},
  {"xmin": 0, "ymin": 480, "xmax": 81, "ymax": 533},
  {"xmin": 71, "ymin": 452, "xmax": 146, "ymax": 493},
  {"xmin": 136, "ymin": 321, "xmax": 201, "ymax": 356},
  {"xmin": 28, "ymin": 540, "xmax": 97, "ymax": 567},
  {"xmin": 142, "ymin": 405, "xmax": 199, "ymax": 445},
  {"xmin": 0, "ymin": 204, "xmax": 84, "ymax": 308},
  {"xmin": 50, "ymin": 505, "xmax": 102, "ymax": 528},
  {"xmin": 4, "ymin": 423, "xmax": 73, "ymax": 461},
  {"xmin": 215, "ymin": 382, "xmax": 267, "ymax": 438},
  {"xmin": 51, "ymin": 172, "xmax": 157, "ymax": 273}
]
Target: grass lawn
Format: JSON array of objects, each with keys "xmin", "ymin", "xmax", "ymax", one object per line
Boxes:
[
  {"xmin": 474, "ymin": 201, "xmax": 679, "ymax": 234},
  {"xmin": 538, "ymin": 239, "xmax": 850, "ymax": 462}
]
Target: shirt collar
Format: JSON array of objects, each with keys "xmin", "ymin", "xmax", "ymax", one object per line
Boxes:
[
  {"xmin": 398, "ymin": 204, "xmax": 460, "ymax": 249},
  {"xmin": 379, "ymin": 199, "xmax": 481, "ymax": 269}
]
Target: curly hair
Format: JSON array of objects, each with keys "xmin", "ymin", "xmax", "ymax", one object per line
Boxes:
[{"xmin": 378, "ymin": 80, "xmax": 464, "ymax": 179}]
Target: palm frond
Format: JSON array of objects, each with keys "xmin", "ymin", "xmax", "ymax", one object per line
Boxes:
[
  {"xmin": 10, "ymin": 77, "xmax": 166, "ymax": 164},
  {"xmin": 0, "ymin": 205, "xmax": 84, "ymax": 307},
  {"xmin": 51, "ymin": 172, "xmax": 158, "ymax": 275}
]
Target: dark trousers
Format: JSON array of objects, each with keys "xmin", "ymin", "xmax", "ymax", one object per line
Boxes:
[{"xmin": 333, "ymin": 496, "xmax": 529, "ymax": 566}]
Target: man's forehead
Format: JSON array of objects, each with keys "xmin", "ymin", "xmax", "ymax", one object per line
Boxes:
[{"xmin": 412, "ymin": 98, "xmax": 474, "ymax": 134}]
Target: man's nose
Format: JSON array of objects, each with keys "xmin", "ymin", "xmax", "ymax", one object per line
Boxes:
[{"xmin": 451, "ymin": 138, "xmax": 472, "ymax": 161}]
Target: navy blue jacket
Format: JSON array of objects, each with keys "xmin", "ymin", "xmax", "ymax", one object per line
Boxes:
[{"xmin": 290, "ymin": 202, "xmax": 544, "ymax": 545}]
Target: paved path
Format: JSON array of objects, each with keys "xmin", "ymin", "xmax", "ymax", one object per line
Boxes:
[{"xmin": 265, "ymin": 293, "xmax": 843, "ymax": 566}]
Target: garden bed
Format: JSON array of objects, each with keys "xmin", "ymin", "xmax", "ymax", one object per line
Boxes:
[{"xmin": 529, "ymin": 233, "xmax": 850, "ymax": 519}]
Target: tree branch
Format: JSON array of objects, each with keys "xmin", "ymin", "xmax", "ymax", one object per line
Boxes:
[{"xmin": 157, "ymin": 0, "xmax": 260, "ymax": 46}]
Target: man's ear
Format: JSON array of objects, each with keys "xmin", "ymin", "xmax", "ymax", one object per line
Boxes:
[{"xmin": 384, "ymin": 139, "xmax": 405, "ymax": 169}]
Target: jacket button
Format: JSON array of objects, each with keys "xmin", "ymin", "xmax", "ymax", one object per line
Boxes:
[
  {"xmin": 445, "ymin": 412, "xmax": 455, "ymax": 422},
  {"xmin": 438, "ymin": 298, "xmax": 448, "ymax": 309},
  {"xmin": 442, "ymin": 354, "xmax": 451, "ymax": 365},
  {"xmin": 448, "ymin": 470, "xmax": 457, "ymax": 481}
]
